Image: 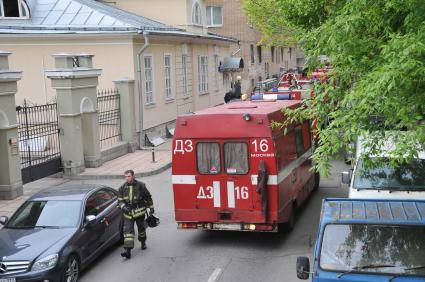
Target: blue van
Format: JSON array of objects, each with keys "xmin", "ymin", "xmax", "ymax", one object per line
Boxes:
[{"xmin": 296, "ymin": 198, "xmax": 425, "ymax": 281}]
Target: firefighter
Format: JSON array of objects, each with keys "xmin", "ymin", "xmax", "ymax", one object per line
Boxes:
[{"xmin": 118, "ymin": 169, "xmax": 154, "ymax": 259}]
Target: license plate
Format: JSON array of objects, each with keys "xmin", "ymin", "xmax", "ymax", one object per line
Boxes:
[
  {"xmin": 0, "ymin": 278, "xmax": 16, "ymax": 282},
  {"xmin": 213, "ymin": 223, "xmax": 241, "ymax": 230}
]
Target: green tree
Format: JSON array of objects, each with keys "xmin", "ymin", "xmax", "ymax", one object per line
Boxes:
[{"xmin": 244, "ymin": 0, "xmax": 425, "ymax": 175}]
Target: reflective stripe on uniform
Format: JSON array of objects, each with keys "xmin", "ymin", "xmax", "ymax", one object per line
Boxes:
[{"xmin": 132, "ymin": 207, "xmax": 146, "ymax": 218}]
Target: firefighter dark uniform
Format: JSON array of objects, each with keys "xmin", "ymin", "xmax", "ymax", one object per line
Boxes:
[{"xmin": 118, "ymin": 179, "xmax": 153, "ymax": 258}]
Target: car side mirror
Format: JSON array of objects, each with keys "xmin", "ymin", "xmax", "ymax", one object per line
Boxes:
[
  {"xmin": 341, "ymin": 171, "xmax": 351, "ymax": 185},
  {"xmin": 296, "ymin": 256, "xmax": 311, "ymax": 280},
  {"xmin": 0, "ymin": 216, "xmax": 8, "ymax": 225},
  {"xmin": 85, "ymin": 215, "xmax": 96, "ymax": 226}
]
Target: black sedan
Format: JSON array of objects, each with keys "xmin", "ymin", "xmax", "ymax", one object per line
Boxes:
[{"xmin": 0, "ymin": 184, "xmax": 123, "ymax": 282}]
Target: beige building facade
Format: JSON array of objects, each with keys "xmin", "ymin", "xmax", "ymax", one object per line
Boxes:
[
  {"xmin": 100, "ymin": 0, "xmax": 208, "ymax": 34},
  {"xmin": 107, "ymin": 0, "xmax": 298, "ymax": 94},
  {"xmin": 0, "ymin": 0, "xmax": 237, "ymax": 146},
  {"xmin": 205, "ymin": 0, "xmax": 298, "ymax": 93}
]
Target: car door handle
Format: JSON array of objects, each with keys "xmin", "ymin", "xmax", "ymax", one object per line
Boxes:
[{"xmin": 101, "ymin": 217, "xmax": 109, "ymax": 226}]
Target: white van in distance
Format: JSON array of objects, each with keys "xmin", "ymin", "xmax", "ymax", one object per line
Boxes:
[{"xmin": 341, "ymin": 135, "xmax": 425, "ymax": 199}]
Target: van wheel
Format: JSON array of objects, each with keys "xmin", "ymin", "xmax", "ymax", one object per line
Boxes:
[{"xmin": 313, "ymin": 172, "xmax": 320, "ymax": 191}]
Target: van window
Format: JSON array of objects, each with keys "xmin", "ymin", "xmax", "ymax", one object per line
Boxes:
[
  {"xmin": 295, "ymin": 126, "xmax": 305, "ymax": 157},
  {"xmin": 353, "ymin": 158, "xmax": 425, "ymax": 190},
  {"xmin": 197, "ymin": 142, "xmax": 221, "ymax": 174},
  {"xmin": 224, "ymin": 142, "xmax": 249, "ymax": 174},
  {"xmin": 320, "ymin": 224, "xmax": 425, "ymax": 275}
]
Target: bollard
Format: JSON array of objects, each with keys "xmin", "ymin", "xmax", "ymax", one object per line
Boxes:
[{"xmin": 151, "ymin": 147, "xmax": 156, "ymax": 163}]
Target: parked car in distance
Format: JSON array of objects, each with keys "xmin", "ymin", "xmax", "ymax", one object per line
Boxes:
[
  {"xmin": 341, "ymin": 134, "xmax": 425, "ymax": 199},
  {"xmin": 296, "ymin": 198, "xmax": 425, "ymax": 281},
  {"xmin": 0, "ymin": 184, "xmax": 123, "ymax": 282}
]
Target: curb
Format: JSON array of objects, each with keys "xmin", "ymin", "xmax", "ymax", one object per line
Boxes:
[{"xmin": 66, "ymin": 162, "xmax": 172, "ymax": 180}]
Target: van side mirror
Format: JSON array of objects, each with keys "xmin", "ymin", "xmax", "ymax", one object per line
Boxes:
[
  {"xmin": 341, "ymin": 171, "xmax": 351, "ymax": 185},
  {"xmin": 85, "ymin": 215, "xmax": 96, "ymax": 226},
  {"xmin": 0, "ymin": 216, "xmax": 8, "ymax": 225},
  {"xmin": 296, "ymin": 256, "xmax": 310, "ymax": 280}
]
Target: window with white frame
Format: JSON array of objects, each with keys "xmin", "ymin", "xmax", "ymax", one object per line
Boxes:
[
  {"xmin": 0, "ymin": 0, "xmax": 29, "ymax": 18},
  {"xmin": 214, "ymin": 55, "xmax": 219, "ymax": 90},
  {"xmin": 198, "ymin": 55, "xmax": 208, "ymax": 93},
  {"xmin": 144, "ymin": 56, "xmax": 154, "ymax": 104},
  {"xmin": 206, "ymin": 6, "xmax": 223, "ymax": 26},
  {"xmin": 192, "ymin": 2, "xmax": 202, "ymax": 25},
  {"xmin": 164, "ymin": 54, "xmax": 172, "ymax": 99},
  {"xmin": 182, "ymin": 55, "xmax": 188, "ymax": 96}
]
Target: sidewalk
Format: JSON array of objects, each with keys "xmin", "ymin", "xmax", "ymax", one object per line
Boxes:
[
  {"xmin": 76, "ymin": 139, "xmax": 172, "ymax": 180},
  {"xmin": 0, "ymin": 139, "xmax": 173, "ymax": 217}
]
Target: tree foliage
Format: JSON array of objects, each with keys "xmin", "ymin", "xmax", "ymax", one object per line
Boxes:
[{"xmin": 244, "ymin": 0, "xmax": 425, "ymax": 175}]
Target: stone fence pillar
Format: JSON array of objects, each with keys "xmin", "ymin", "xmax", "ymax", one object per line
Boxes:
[
  {"xmin": 0, "ymin": 51, "xmax": 23, "ymax": 199},
  {"xmin": 45, "ymin": 54, "xmax": 102, "ymax": 176},
  {"xmin": 114, "ymin": 78, "xmax": 138, "ymax": 152}
]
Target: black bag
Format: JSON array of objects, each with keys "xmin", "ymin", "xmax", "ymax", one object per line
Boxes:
[{"xmin": 145, "ymin": 214, "xmax": 160, "ymax": 228}]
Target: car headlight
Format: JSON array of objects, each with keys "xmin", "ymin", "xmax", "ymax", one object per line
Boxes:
[{"xmin": 32, "ymin": 254, "xmax": 59, "ymax": 271}]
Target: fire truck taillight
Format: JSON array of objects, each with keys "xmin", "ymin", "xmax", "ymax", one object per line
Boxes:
[
  {"xmin": 178, "ymin": 223, "xmax": 197, "ymax": 229},
  {"xmin": 255, "ymin": 225, "xmax": 274, "ymax": 231},
  {"xmin": 243, "ymin": 224, "xmax": 256, "ymax": 230},
  {"xmin": 243, "ymin": 224, "xmax": 274, "ymax": 231}
]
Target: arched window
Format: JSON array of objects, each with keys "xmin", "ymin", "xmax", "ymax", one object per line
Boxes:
[
  {"xmin": 0, "ymin": 0, "xmax": 30, "ymax": 18},
  {"xmin": 191, "ymin": 2, "xmax": 202, "ymax": 26}
]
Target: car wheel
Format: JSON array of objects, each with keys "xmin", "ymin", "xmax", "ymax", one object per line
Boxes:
[{"xmin": 62, "ymin": 255, "xmax": 79, "ymax": 282}]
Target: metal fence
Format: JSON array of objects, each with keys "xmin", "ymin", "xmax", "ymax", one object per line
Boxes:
[
  {"xmin": 16, "ymin": 100, "xmax": 62, "ymax": 184},
  {"xmin": 97, "ymin": 88, "xmax": 121, "ymax": 148}
]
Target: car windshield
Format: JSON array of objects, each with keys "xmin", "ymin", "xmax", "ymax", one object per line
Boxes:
[
  {"xmin": 353, "ymin": 158, "xmax": 425, "ymax": 190},
  {"xmin": 320, "ymin": 224, "xmax": 425, "ymax": 275},
  {"xmin": 7, "ymin": 200, "xmax": 81, "ymax": 228}
]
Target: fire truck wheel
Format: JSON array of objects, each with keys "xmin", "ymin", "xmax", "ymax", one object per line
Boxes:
[
  {"xmin": 313, "ymin": 172, "xmax": 320, "ymax": 191},
  {"xmin": 284, "ymin": 205, "xmax": 296, "ymax": 232}
]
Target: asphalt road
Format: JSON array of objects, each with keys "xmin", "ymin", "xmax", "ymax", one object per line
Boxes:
[{"xmin": 78, "ymin": 161, "xmax": 349, "ymax": 282}]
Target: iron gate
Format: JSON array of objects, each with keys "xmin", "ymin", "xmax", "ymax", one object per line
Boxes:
[
  {"xmin": 16, "ymin": 100, "xmax": 62, "ymax": 184},
  {"xmin": 97, "ymin": 88, "xmax": 121, "ymax": 148}
]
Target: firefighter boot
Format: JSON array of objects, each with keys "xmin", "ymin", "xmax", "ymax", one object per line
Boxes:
[
  {"xmin": 121, "ymin": 248, "xmax": 131, "ymax": 259},
  {"xmin": 141, "ymin": 240, "xmax": 147, "ymax": 250}
]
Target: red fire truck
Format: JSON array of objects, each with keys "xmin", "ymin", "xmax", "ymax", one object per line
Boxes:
[{"xmin": 171, "ymin": 99, "xmax": 319, "ymax": 232}]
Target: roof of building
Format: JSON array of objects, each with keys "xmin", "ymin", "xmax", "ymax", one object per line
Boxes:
[
  {"xmin": 322, "ymin": 198, "xmax": 425, "ymax": 225},
  {"xmin": 0, "ymin": 0, "xmax": 238, "ymax": 42}
]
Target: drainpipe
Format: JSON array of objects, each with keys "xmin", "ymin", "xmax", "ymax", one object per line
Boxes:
[
  {"xmin": 136, "ymin": 29, "xmax": 150, "ymax": 148},
  {"xmin": 231, "ymin": 40, "xmax": 241, "ymax": 56}
]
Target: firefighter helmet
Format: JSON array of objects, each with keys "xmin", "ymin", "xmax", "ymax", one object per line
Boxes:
[{"xmin": 146, "ymin": 214, "xmax": 160, "ymax": 228}]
